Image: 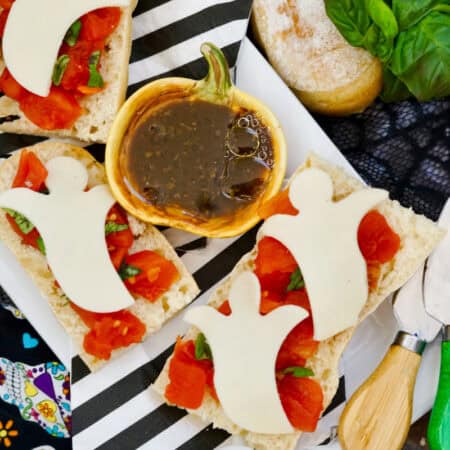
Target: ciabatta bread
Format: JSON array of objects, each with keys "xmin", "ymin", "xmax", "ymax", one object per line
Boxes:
[
  {"xmin": 252, "ymin": 0, "xmax": 382, "ymax": 115},
  {"xmin": 0, "ymin": 3, "xmax": 136, "ymax": 143},
  {"xmin": 153, "ymin": 154, "xmax": 444, "ymax": 450},
  {"xmin": 0, "ymin": 141, "xmax": 200, "ymax": 371}
]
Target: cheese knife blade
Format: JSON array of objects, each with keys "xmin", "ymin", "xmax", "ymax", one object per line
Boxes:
[{"xmin": 424, "ymin": 198, "xmax": 450, "ymax": 450}]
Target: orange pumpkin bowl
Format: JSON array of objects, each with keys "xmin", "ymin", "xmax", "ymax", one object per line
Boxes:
[{"xmin": 105, "ymin": 44, "xmax": 287, "ymax": 238}]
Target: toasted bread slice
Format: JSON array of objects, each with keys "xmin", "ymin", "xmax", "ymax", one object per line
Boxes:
[
  {"xmin": 153, "ymin": 154, "xmax": 445, "ymax": 450},
  {"xmin": 0, "ymin": 141, "xmax": 200, "ymax": 371},
  {"xmin": 252, "ymin": 0, "xmax": 383, "ymax": 115},
  {"xmin": 0, "ymin": 3, "xmax": 136, "ymax": 143}
]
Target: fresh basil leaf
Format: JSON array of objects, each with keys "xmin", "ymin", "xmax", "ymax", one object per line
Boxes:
[
  {"xmin": 195, "ymin": 333, "xmax": 212, "ymax": 361},
  {"xmin": 4, "ymin": 208, "xmax": 35, "ymax": 234},
  {"xmin": 380, "ymin": 66, "xmax": 412, "ymax": 101},
  {"xmin": 64, "ymin": 20, "xmax": 82, "ymax": 46},
  {"xmin": 325, "ymin": 0, "xmax": 372, "ymax": 47},
  {"xmin": 105, "ymin": 222, "xmax": 129, "ymax": 235},
  {"xmin": 52, "ymin": 55, "xmax": 70, "ymax": 86},
  {"xmin": 119, "ymin": 264, "xmax": 141, "ymax": 280},
  {"xmin": 37, "ymin": 237, "xmax": 46, "ymax": 255},
  {"xmin": 88, "ymin": 51, "xmax": 104, "ymax": 88},
  {"xmin": 390, "ymin": 10, "xmax": 450, "ymax": 101},
  {"xmin": 392, "ymin": 0, "xmax": 447, "ymax": 30},
  {"xmin": 287, "ymin": 267, "xmax": 305, "ymax": 292},
  {"xmin": 283, "ymin": 367, "xmax": 315, "ymax": 377}
]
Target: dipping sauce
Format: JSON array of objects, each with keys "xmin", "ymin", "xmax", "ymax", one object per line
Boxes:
[{"xmin": 121, "ymin": 99, "xmax": 274, "ymax": 221}]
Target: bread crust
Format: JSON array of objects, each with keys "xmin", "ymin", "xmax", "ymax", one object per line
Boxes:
[
  {"xmin": 0, "ymin": 5, "xmax": 134, "ymax": 143},
  {"xmin": 153, "ymin": 154, "xmax": 445, "ymax": 450},
  {"xmin": 0, "ymin": 142, "xmax": 200, "ymax": 371},
  {"xmin": 252, "ymin": 0, "xmax": 383, "ymax": 115}
]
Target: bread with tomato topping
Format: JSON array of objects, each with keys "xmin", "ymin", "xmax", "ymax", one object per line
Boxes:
[
  {"xmin": 252, "ymin": 0, "xmax": 382, "ymax": 115},
  {"xmin": 0, "ymin": 141, "xmax": 200, "ymax": 371},
  {"xmin": 0, "ymin": 2, "xmax": 136, "ymax": 143},
  {"xmin": 153, "ymin": 154, "xmax": 444, "ymax": 450}
]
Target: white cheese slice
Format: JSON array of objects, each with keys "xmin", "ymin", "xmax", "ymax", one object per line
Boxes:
[
  {"xmin": 259, "ymin": 168, "xmax": 388, "ymax": 341},
  {"xmin": 185, "ymin": 271, "xmax": 309, "ymax": 434},
  {"xmin": 0, "ymin": 157, "xmax": 135, "ymax": 313},
  {"xmin": 3, "ymin": 0, "xmax": 131, "ymax": 97}
]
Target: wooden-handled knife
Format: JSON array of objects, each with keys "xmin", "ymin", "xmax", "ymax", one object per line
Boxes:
[
  {"xmin": 338, "ymin": 202, "xmax": 448, "ymax": 450},
  {"xmin": 424, "ymin": 198, "xmax": 450, "ymax": 450}
]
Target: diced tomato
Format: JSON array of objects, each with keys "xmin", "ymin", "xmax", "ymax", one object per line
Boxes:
[
  {"xmin": 59, "ymin": 40, "xmax": 104, "ymax": 92},
  {"xmin": 12, "ymin": 150, "xmax": 48, "ymax": 190},
  {"xmin": 284, "ymin": 289, "xmax": 311, "ymax": 312},
  {"xmin": 71, "ymin": 303, "xmax": 146, "ymax": 360},
  {"xmin": 77, "ymin": 85, "xmax": 104, "ymax": 95},
  {"xmin": 0, "ymin": 0, "xmax": 14, "ymax": 10},
  {"xmin": 79, "ymin": 7, "xmax": 121, "ymax": 42},
  {"xmin": 217, "ymin": 300, "xmax": 231, "ymax": 316},
  {"xmin": 257, "ymin": 270, "xmax": 292, "ymax": 294},
  {"xmin": 277, "ymin": 375, "xmax": 323, "ymax": 432},
  {"xmin": 165, "ymin": 339, "xmax": 215, "ymax": 409},
  {"xmin": 255, "ymin": 237, "xmax": 298, "ymax": 278},
  {"xmin": 358, "ymin": 211, "xmax": 400, "ymax": 264},
  {"xmin": 124, "ymin": 251, "xmax": 180, "ymax": 302},
  {"xmin": 106, "ymin": 204, "xmax": 133, "ymax": 250},
  {"xmin": 0, "ymin": 69, "xmax": 27, "ymax": 102},
  {"xmin": 258, "ymin": 188, "xmax": 298, "ymax": 219},
  {"xmin": 19, "ymin": 87, "xmax": 82, "ymax": 130},
  {"xmin": 110, "ymin": 247, "xmax": 128, "ymax": 270},
  {"xmin": 5, "ymin": 214, "xmax": 41, "ymax": 250},
  {"xmin": 276, "ymin": 317, "xmax": 319, "ymax": 370},
  {"xmin": 260, "ymin": 290, "xmax": 284, "ymax": 314},
  {"xmin": 0, "ymin": 8, "xmax": 9, "ymax": 37}
]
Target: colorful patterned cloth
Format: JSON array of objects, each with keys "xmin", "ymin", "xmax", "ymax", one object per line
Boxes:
[{"xmin": 0, "ymin": 295, "xmax": 71, "ymax": 450}]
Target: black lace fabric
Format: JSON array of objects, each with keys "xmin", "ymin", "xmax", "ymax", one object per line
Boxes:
[{"xmin": 315, "ymin": 98, "xmax": 450, "ymax": 221}]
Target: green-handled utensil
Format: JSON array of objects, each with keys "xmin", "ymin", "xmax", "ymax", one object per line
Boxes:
[{"xmin": 424, "ymin": 198, "xmax": 450, "ymax": 450}]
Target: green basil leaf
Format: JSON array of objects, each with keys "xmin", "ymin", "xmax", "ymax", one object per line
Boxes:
[
  {"xmin": 283, "ymin": 367, "xmax": 315, "ymax": 378},
  {"xmin": 325, "ymin": 0, "xmax": 372, "ymax": 47},
  {"xmin": 390, "ymin": 10, "xmax": 450, "ymax": 101},
  {"xmin": 37, "ymin": 237, "xmax": 46, "ymax": 255},
  {"xmin": 287, "ymin": 267, "xmax": 305, "ymax": 292},
  {"xmin": 52, "ymin": 55, "xmax": 70, "ymax": 86},
  {"xmin": 380, "ymin": 67, "xmax": 412, "ymax": 101},
  {"xmin": 88, "ymin": 51, "xmax": 104, "ymax": 88},
  {"xmin": 64, "ymin": 20, "xmax": 82, "ymax": 46},
  {"xmin": 367, "ymin": 0, "xmax": 399, "ymax": 40},
  {"xmin": 195, "ymin": 333, "xmax": 212, "ymax": 361},
  {"xmin": 4, "ymin": 208, "xmax": 35, "ymax": 234},
  {"xmin": 105, "ymin": 222, "xmax": 129, "ymax": 235},
  {"xmin": 119, "ymin": 264, "xmax": 141, "ymax": 280},
  {"xmin": 392, "ymin": 0, "xmax": 447, "ymax": 30}
]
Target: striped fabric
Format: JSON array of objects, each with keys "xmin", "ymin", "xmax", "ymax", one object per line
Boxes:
[{"xmin": 0, "ymin": 1, "xmax": 349, "ymax": 448}]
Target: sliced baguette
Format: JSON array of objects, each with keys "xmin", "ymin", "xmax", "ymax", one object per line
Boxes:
[
  {"xmin": 153, "ymin": 154, "xmax": 445, "ymax": 450},
  {"xmin": 0, "ymin": 141, "xmax": 200, "ymax": 372},
  {"xmin": 0, "ymin": 3, "xmax": 135, "ymax": 143},
  {"xmin": 252, "ymin": 0, "xmax": 383, "ymax": 115}
]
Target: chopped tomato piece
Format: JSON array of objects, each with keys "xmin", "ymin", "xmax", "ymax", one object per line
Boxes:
[
  {"xmin": 165, "ymin": 339, "xmax": 214, "ymax": 409},
  {"xmin": 0, "ymin": 0, "xmax": 14, "ymax": 10},
  {"xmin": 106, "ymin": 204, "xmax": 133, "ymax": 250},
  {"xmin": 257, "ymin": 270, "xmax": 292, "ymax": 294},
  {"xmin": 12, "ymin": 150, "xmax": 48, "ymax": 190},
  {"xmin": 217, "ymin": 300, "xmax": 231, "ymax": 316},
  {"xmin": 59, "ymin": 40, "xmax": 104, "ymax": 92},
  {"xmin": 80, "ymin": 8, "xmax": 121, "ymax": 41},
  {"xmin": 5, "ymin": 214, "xmax": 41, "ymax": 250},
  {"xmin": 0, "ymin": 8, "xmax": 9, "ymax": 37},
  {"xmin": 0, "ymin": 69, "xmax": 27, "ymax": 102},
  {"xmin": 258, "ymin": 188, "xmax": 298, "ymax": 219},
  {"xmin": 260, "ymin": 290, "xmax": 284, "ymax": 314},
  {"xmin": 284, "ymin": 289, "xmax": 311, "ymax": 312},
  {"xmin": 255, "ymin": 237, "xmax": 298, "ymax": 278},
  {"xmin": 110, "ymin": 247, "xmax": 128, "ymax": 270},
  {"xmin": 358, "ymin": 211, "xmax": 400, "ymax": 263},
  {"xmin": 19, "ymin": 88, "xmax": 82, "ymax": 130},
  {"xmin": 71, "ymin": 303, "xmax": 146, "ymax": 360},
  {"xmin": 77, "ymin": 85, "xmax": 104, "ymax": 95},
  {"xmin": 124, "ymin": 251, "xmax": 180, "ymax": 302},
  {"xmin": 276, "ymin": 317, "xmax": 319, "ymax": 370},
  {"xmin": 278, "ymin": 375, "xmax": 323, "ymax": 432}
]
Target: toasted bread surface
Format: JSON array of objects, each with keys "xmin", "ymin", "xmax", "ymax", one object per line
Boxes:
[
  {"xmin": 0, "ymin": 4, "xmax": 134, "ymax": 143},
  {"xmin": 153, "ymin": 154, "xmax": 445, "ymax": 450},
  {"xmin": 0, "ymin": 141, "xmax": 200, "ymax": 371},
  {"xmin": 252, "ymin": 0, "xmax": 383, "ymax": 115}
]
